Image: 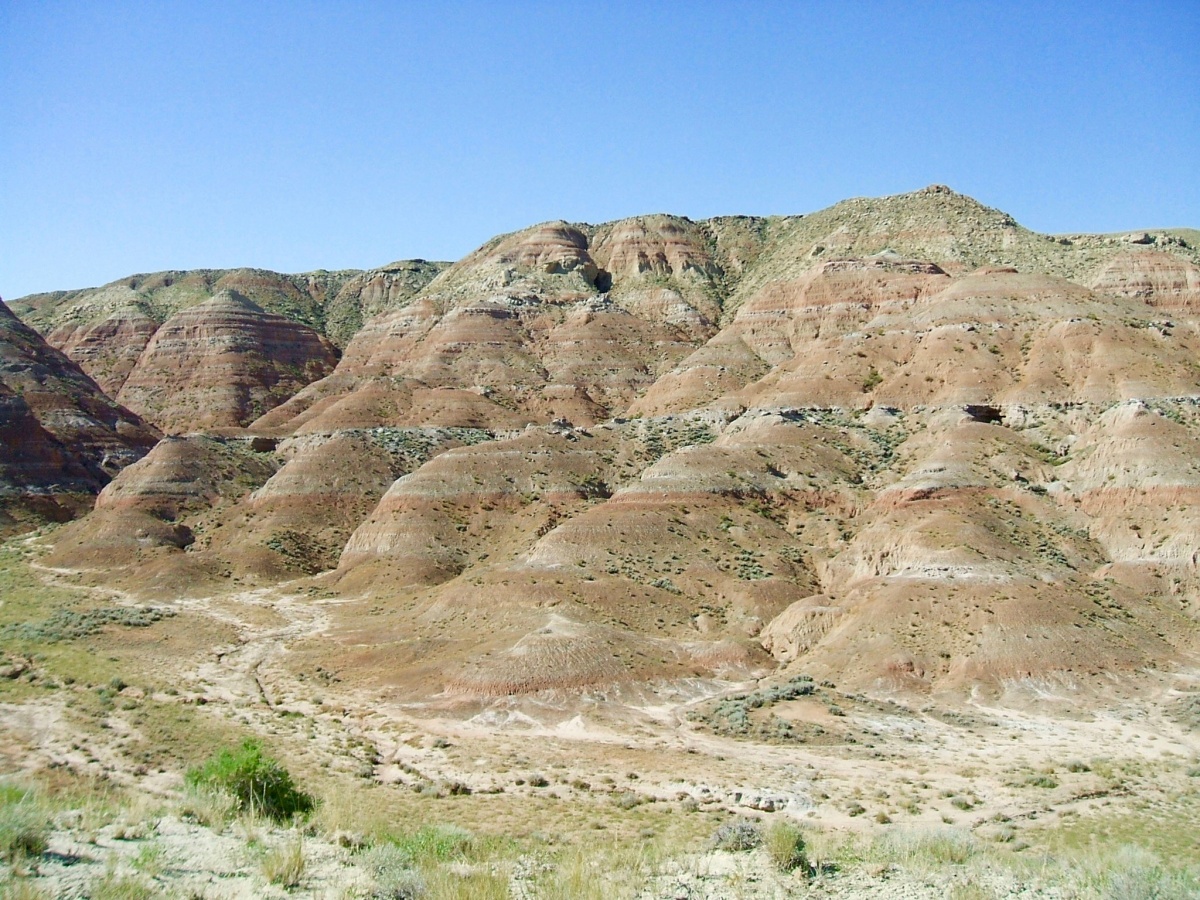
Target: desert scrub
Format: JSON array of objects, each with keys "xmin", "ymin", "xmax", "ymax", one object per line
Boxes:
[
  {"xmin": 185, "ymin": 739, "xmax": 314, "ymax": 821},
  {"xmin": 695, "ymin": 675, "xmax": 817, "ymax": 740},
  {"xmin": 765, "ymin": 820, "xmax": 811, "ymax": 873},
  {"xmin": 2, "ymin": 606, "xmax": 175, "ymax": 643},
  {"xmin": 0, "ymin": 784, "xmax": 52, "ymax": 865},
  {"xmin": 359, "ymin": 843, "xmax": 426, "ymax": 898},
  {"xmin": 710, "ymin": 818, "xmax": 762, "ymax": 851}
]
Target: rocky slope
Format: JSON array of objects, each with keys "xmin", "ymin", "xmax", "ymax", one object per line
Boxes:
[
  {"xmin": 249, "ymin": 216, "xmax": 761, "ymax": 434},
  {"xmin": 112, "ymin": 291, "xmax": 340, "ymax": 433},
  {"xmin": 11, "ymin": 263, "xmax": 446, "ymax": 348},
  {"xmin": 0, "ymin": 301, "xmax": 159, "ymax": 535},
  {"xmin": 20, "ymin": 185, "xmax": 1200, "ymax": 708},
  {"xmin": 9, "ymin": 261, "xmax": 446, "ymax": 430}
]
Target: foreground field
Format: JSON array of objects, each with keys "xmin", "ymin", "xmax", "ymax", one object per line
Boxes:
[{"xmin": 2, "ymin": 534, "xmax": 1198, "ymax": 898}]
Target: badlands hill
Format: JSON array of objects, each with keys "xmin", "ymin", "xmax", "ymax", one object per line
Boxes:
[
  {"xmin": 10, "ymin": 184, "xmax": 1200, "ymax": 708},
  {"xmin": 0, "ymin": 301, "xmax": 159, "ymax": 537},
  {"xmin": 8, "ymin": 261, "xmax": 446, "ymax": 431}
]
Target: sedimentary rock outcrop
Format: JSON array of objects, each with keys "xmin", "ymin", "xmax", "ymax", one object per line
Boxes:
[
  {"xmin": 18, "ymin": 185, "xmax": 1200, "ymax": 704},
  {"xmin": 114, "ymin": 291, "xmax": 340, "ymax": 432},
  {"xmin": 0, "ymin": 301, "xmax": 158, "ymax": 534}
]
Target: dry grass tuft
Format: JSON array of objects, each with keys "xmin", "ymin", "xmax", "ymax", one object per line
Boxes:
[{"xmin": 261, "ymin": 834, "xmax": 306, "ymax": 888}]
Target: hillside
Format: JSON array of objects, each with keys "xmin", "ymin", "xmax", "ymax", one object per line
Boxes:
[
  {"xmin": 8, "ymin": 185, "xmax": 1194, "ymax": 710},
  {"xmin": 0, "ymin": 302, "xmax": 158, "ymax": 536},
  {"xmin": 5, "ymin": 185, "xmax": 1200, "ymax": 898}
]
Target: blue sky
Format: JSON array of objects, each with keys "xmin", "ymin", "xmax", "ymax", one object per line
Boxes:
[{"xmin": 2, "ymin": 1, "xmax": 1197, "ymax": 299}]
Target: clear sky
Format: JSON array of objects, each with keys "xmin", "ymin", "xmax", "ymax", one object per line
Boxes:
[{"xmin": 2, "ymin": 1, "xmax": 1197, "ymax": 300}]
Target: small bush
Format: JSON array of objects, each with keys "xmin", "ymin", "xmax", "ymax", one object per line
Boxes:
[
  {"xmin": 611, "ymin": 791, "xmax": 642, "ymax": 810},
  {"xmin": 361, "ymin": 843, "xmax": 424, "ymax": 899},
  {"xmin": 765, "ymin": 821, "xmax": 811, "ymax": 874},
  {"xmin": 262, "ymin": 835, "xmax": 306, "ymax": 888},
  {"xmin": 185, "ymin": 740, "xmax": 313, "ymax": 821},
  {"xmin": 711, "ymin": 818, "xmax": 762, "ymax": 852}
]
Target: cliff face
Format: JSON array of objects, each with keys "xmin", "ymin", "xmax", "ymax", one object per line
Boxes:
[
  {"xmin": 1087, "ymin": 250, "xmax": 1200, "ymax": 309},
  {"xmin": 19, "ymin": 185, "xmax": 1200, "ymax": 706},
  {"xmin": 0, "ymin": 302, "xmax": 159, "ymax": 535}
]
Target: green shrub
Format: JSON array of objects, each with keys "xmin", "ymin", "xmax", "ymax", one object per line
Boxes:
[
  {"xmin": 765, "ymin": 820, "xmax": 812, "ymax": 873},
  {"xmin": 185, "ymin": 740, "xmax": 313, "ymax": 821}
]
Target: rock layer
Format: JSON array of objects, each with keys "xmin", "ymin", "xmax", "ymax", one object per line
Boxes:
[
  {"xmin": 0, "ymin": 302, "xmax": 158, "ymax": 535},
  {"xmin": 18, "ymin": 185, "xmax": 1200, "ymax": 707},
  {"xmin": 114, "ymin": 291, "xmax": 340, "ymax": 433}
]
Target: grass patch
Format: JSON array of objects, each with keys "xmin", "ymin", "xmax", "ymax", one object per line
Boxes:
[
  {"xmin": 88, "ymin": 868, "xmax": 156, "ymax": 900},
  {"xmin": 0, "ymin": 879, "xmax": 51, "ymax": 899},
  {"xmin": 186, "ymin": 740, "xmax": 314, "ymax": 822},
  {"xmin": 536, "ymin": 841, "xmax": 663, "ymax": 900},
  {"xmin": 423, "ymin": 866, "xmax": 510, "ymax": 899},
  {"xmin": 179, "ymin": 783, "xmax": 238, "ymax": 831},
  {"xmin": 0, "ymin": 784, "xmax": 52, "ymax": 866}
]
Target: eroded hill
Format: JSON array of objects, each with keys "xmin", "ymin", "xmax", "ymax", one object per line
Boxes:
[{"xmin": 4, "ymin": 186, "xmax": 1194, "ymax": 715}]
